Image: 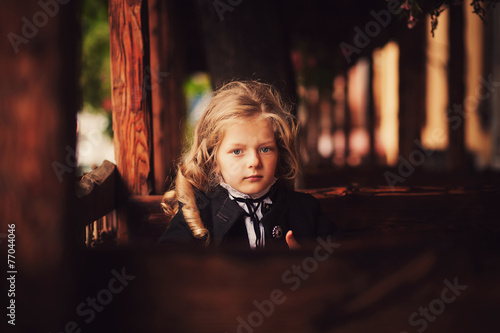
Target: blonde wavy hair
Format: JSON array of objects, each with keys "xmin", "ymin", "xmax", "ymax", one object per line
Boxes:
[{"xmin": 161, "ymin": 80, "xmax": 299, "ymax": 245}]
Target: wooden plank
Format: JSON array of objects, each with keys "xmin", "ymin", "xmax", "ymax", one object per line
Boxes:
[
  {"xmin": 0, "ymin": 1, "xmax": 79, "ymax": 331},
  {"xmin": 109, "ymin": 0, "xmax": 153, "ymax": 196},
  {"xmin": 148, "ymin": 0, "xmax": 185, "ymax": 194}
]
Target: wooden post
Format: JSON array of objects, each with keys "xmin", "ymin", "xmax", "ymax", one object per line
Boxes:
[
  {"xmin": 109, "ymin": 0, "xmax": 153, "ymax": 196},
  {"xmin": 0, "ymin": 1, "xmax": 79, "ymax": 330},
  {"xmin": 447, "ymin": 3, "xmax": 466, "ymax": 171},
  {"xmin": 398, "ymin": 22, "xmax": 427, "ymax": 162},
  {"xmin": 194, "ymin": 0, "xmax": 297, "ymax": 106},
  {"xmin": 148, "ymin": 0, "xmax": 185, "ymax": 194},
  {"xmin": 491, "ymin": 6, "xmax": 500, "ymax": 169},
  {"xmin": 367, "ymin": 55, "xmax": 377, "ymax": 165},
  {"xmin": 344, "ymin": 70, "xmax": 351, "ymax": 164}
]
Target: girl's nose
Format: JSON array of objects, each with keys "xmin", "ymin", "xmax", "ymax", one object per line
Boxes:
[{"xmin": 247, "ymin": 150, "xmax": 261, "ymax": 168}]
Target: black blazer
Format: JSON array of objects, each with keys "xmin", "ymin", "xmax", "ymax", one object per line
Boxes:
[{"xmin": 158, "ymin": 184, "xmax": 336, "ymax": 249}]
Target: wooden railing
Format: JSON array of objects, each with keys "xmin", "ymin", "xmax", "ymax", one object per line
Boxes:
[
  {"xmin": 75, "ymin": 160, "xmax": 118, "ymax": 247},
  {"xmin": 77, "ymin": 161, "xmax": 500, "ymax": 247}
]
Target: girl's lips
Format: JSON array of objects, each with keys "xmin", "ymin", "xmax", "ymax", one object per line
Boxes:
[{"xmin": 245, "ymin": 175, "xmax": 263, "ymax": 181}]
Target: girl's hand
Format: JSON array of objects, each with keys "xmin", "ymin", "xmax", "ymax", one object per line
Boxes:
[{"xmin": 286, "ymin": 230, "xmax": 301, "ymax": 249}]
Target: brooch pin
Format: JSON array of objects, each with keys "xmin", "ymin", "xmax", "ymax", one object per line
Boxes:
[{"xmin": 272, "ymin": 225, "xmax": 283, "ymax": 239}]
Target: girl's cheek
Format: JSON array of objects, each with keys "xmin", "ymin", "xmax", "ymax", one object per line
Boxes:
[{"xmin": 228, "ymin": 164, "xmax": 240, "ymax": 173}]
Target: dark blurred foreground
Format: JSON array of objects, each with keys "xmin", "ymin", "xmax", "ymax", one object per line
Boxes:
[{"xmin": 10, "ymin": 230, "xmax": 499, "ymax": 333}]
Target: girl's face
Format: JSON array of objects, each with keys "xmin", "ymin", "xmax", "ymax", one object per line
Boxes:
[{"xmin": 216, "ymin": 116, "xmax": 278, "ymax": 195}]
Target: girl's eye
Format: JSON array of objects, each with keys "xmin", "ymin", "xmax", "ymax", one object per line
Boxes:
[
  {"xmin": 260, "ymin": 147, "xmax": 272, "ymax": 153},
  {"xmin": 232, "ymin": 149, "xmax": 242, "ymax": 156}
]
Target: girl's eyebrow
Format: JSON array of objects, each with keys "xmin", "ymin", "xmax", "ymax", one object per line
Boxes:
[
  {"xmin": 224, "ymin": 139, "xmax": 276, "ymax": 147},
  {"xmin": 225, "ymin": 142, "xmax": 246, "ymax": 147}
]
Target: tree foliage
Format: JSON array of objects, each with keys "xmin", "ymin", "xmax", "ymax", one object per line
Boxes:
[
  {"xmin": 80, "ymin": 0, "xmax": 110, "ymax": 112},
  {"xmin": 400, "ymin": 0, "xmax": 500, "ymax": 35}
]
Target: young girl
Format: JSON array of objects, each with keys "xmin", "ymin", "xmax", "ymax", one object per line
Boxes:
[{"xmin": 158, "ymin": 80, "xmax": 335, "ymax": 249}]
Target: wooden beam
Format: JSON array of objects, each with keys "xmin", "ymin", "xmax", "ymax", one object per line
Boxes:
[
  {"xmin": 109, "ymin": 0, "xmax": 153, "ymax": 196},
  {"xmin": 148, "ymin": 0, "xmax": 185, "ymax": 194}
]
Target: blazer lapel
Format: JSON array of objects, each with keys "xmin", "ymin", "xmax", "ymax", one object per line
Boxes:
[{"xmin": 211, "ymin": 190, "xmax": 245, "ymax": 246}]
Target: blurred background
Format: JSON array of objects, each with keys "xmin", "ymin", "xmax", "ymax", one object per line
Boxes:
[{"xmin": 77, "ymin": 0, "xmax": 500, "ymax": 188}]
